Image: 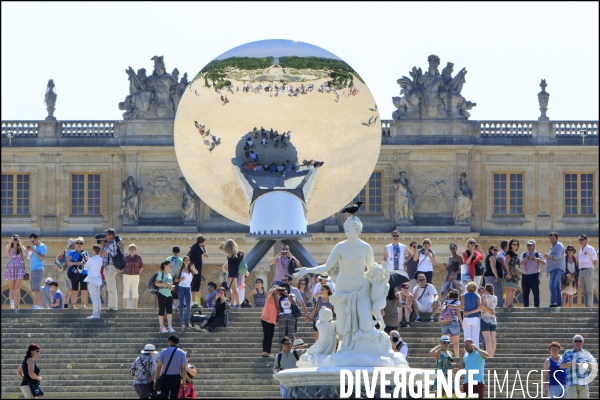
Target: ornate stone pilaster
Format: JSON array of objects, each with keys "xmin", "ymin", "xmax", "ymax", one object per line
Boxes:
[{"xmin": 253, "ymin": 261, "xmax": 272, "ymax": 286}]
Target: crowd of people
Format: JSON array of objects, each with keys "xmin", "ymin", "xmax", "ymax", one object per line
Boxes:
[{"xmin": 5, "ymin": 229, "xmax": 598, "ymax": 399}]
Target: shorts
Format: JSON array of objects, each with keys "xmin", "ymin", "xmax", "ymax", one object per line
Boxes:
[
  {"xmin": 415, "ymin": 299, "xmax": 435, "ymax": 313},
  {"xmin": 441, "ymin": 320, "xmax": 461, "ymax": 337},
  {"xmin": 228, "ymin": 265, "xmax": 239, "ymax": 279},
  {"xmin": 78, "ymin": 273, "xmax": 88, "ymax": 290},
  {"xmin": 480, "ymin": 319, "xmax": 497, "ymax": 332},
  {"xmin": 190, "ymin": 272, "xmax": 202, "ymax": 292},
  {"xmin": 70, "ymin": 276, "xmax": 81, "ymax": 291},
  {"xmin": 30, "ymin": 269, "xmax": 44, "ymax": 291},
  {"xmin": 384, "ymin": 325, "xmax": 398, "ymax": 334}
]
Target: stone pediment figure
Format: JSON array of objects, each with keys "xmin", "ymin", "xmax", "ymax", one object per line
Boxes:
[
  {"xmin": 118, "ymin": 56, "xmax": 187, "ymax": 119},
  {"xmin": 119, "ymin": 176, "xmax": 143, "ymax": 224},
  {"xmin": 293, "ymin": 216, "xmax": 407, "ymax": 368},
  {"xmin": 453, "ymin": 172, "xmax": 473, "ymax": 225},
  {"xmin": 393, "ymin": 171, "xmax": 414, "ymax": 225},
  {"xmin": 44, "ymin": 79, "xmax": 57, "ymax": 119},
  {"xmin": 392, "ymin": 55, "xmax": 476, "ymax": 120},
  {"xmin": 179, "ymin": 177, "xmax": 199, "ymax": 224}
]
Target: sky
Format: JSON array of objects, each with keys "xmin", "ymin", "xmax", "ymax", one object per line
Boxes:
[
  {"xmin": 215, "ymin": 39, "xmax": 341, "ymax": 60},
  {"xmin": 1, "ymin": 2, "xmax": 598, "ymax": 122}
]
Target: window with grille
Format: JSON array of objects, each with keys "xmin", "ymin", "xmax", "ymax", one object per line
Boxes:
[
  {"xmin": 353, "ymin": 171, "xmax": 383, "ymax": 214},
  {"xmin": 1, "ymin": 173, "xmax": 30, "ymax": 215},
  {"xmin": 565, "ymin": 173, "xmax": 595, "ymax": 215},
  {"xmin": 71, "ymin": 173, "xmax": 101, "ymax": 215},
  {"xmin": 493, "ymin": 173, "xmax": 524, "ymax": 216}
]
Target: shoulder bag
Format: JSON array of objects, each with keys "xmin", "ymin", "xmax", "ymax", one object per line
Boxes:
[
  {"xmin": 29, "ymin": 383, "xmax": 44, "ymax": 397},
  {"xmin": 154, "ymin": 348, "xmax": 177, "ymax": 391},
  {"xmin": 287, "ymin": 257, "xmax": 298, "ymax": 275}
]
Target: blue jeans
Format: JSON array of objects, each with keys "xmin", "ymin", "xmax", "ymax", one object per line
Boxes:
[
  {"xmin": 280, "ymin": 384, "xmax": 288, "ymax": 399},
  {"xmin": 549, "ymin": 269, "xmax": 563, "ymax": 306},
  {"xmin": 178, "ymin": 286, "xmax": 191, "ymax": 324}
]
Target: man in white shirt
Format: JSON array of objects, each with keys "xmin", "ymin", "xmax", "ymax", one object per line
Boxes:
[
  {"xmin": 412, "ymin": 273, "xmax": 439, "ymax": 322},
  {"xmin": 383, "ymin": 230, "xmax": 412, "ymax": 273},
  {"xmin": 84, "ymin": 244, "xmax": 104, "ymax": 319},
  {"xmin": 312, "ymin": 273, "xmax": 335, "ymax": 302},
  {"xmin": 577, "ymin": 234, "xmax": 598, "ymax": 308}
]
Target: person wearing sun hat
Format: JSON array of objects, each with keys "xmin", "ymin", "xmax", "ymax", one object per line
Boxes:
[
  {"xmin": 560, "ymin": 335, "xmax": 597, "ymax": 398},
  {"xmin": 130, "ymin": 344, "xmax": 157, "ymax": 399},
  {"xmin": 561, "ymin": 245, "xmax": 579, "ymax": 308},
  {"xmin": 41, "ymin": 277, "xmax": 53, "ymax": 309},
  {"xmin": 430, "ymin": 335, "xmax": 456, "ymax": 391}
]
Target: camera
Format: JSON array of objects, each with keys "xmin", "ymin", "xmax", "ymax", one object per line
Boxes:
[
  {"xmin": 281, "ymin": 249, "xmax": 288, "ymax": 254},
  {"xmin": 94, "ymin": 233, "xmax": 121, "ymax": 244}
]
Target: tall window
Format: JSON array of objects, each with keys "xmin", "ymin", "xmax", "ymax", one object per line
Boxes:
[
  {"xmin": 565, "ymin": 173, "xmax": 595, "ymax": 215},
  {"xmin": 493, "ymin": 173, "xmax": 523, "ymax": 215},
  {"xmin": 1, "ymin": 173, "xmax": 30, "ymax": 215},
  {"xmin": 71, "ymin": 173, "xmax": 101, "ymax": 215},
  {"xmin": 353, "ymin": 171, "xmax": 383, "ymax": 213}
]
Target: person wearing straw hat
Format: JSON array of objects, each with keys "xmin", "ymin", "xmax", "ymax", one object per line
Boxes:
[
  {"xmin": 292, "ymin": 339, "xmax": 305, "ymax": 350},
  {"xmin": 130, "ymin": 344, "xmax": 157, "ymax": 399}
]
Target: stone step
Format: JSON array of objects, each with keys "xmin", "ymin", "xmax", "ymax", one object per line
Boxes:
[{"xmin": 0, "ymin": 389, "xmax": 281, "ymax": 398}]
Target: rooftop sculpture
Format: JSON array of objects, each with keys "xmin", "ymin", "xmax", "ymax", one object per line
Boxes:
[{"xmin": 392, "ymin": 55, "xmax": 476, "ymax": 120}]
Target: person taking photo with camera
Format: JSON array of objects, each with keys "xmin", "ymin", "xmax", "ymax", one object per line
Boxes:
[
  {"xmin": 67, "ymin": 237, "xmax": 89, "ymax": 308},
  {"xmin": 3, "ymin": 234, "xmax": 27, "ymax": 311},
  {"xmin": 270, "ymin": 245, "xmax": 299, "ymax": 286}
]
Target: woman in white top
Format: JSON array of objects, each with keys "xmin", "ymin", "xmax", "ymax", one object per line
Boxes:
[
  {"xmin": 416, "ymin": 239, "xmax": 436, "ymax": 284},
  {"xmin": 175, "ymin": 256, "xmax": 198, "ymax": 328}
]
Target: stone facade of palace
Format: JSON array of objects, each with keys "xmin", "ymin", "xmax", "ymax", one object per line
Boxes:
[{"xmin": 1, "ymin": 56, "xmax": 598, "ymax": 307}]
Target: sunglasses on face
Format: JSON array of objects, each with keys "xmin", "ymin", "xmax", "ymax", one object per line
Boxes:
[
  {"xmin": 412, "ymin": 246, "xmax": 417, "ymax": 248},
  {"xmin": 512, "ymin": 244, "xmax": 519, "ymax": 247},
  {"xmin": 34, "ymin": 349, "xmax": 40, "ymax": 353},
  {"xmin": 468, "ymin": 242, "xmax": 475, "ymax": 245},
  {"xmin": 492, "ymin": 249, "xmax": 498, "ymax": 251},
  {"xmin": 573, "ymin": 340, "xmax": 583, "ymax": 343},
  {"xmin": 283, "ymin": 342, "xmax": 292, "ymax": 346},
  {"xmin": 392, "ymin": 235, "xmax": 399, "ymax": 238},
  {"xmin": 578, "ymin": 239, "xmax": 585, "ymax": 242},
  {"xmin": 76, "ymin": 242, "xmax": 83, "ymax": 245},
  {"xmin": 300, "ymin": 282, "xmax": 306, "ymax": 285}
]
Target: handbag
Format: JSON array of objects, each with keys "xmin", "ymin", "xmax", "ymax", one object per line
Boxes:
[
  {"xmin": 154, "ymin": 348, "xmax": 177, "ymax": 391},
  {"xmin": 287, "ymin": 257, "xmax": 298, "ymax": 275},
  {"xmin": 23, "ymin": 272, "xmax": 30, "ymax": 281},
  {"xmin": 29, "ymin": 383, "xmax": 45, "ymax": 397},
  {"xmin": 291, "ymin": 303, "xmax": 302, "ymax": 319}
]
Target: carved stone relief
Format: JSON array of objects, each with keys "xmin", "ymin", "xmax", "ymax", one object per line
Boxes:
[
  {"xmin": 140, "ymin": 168, "xmax": 180, "ymax": 215},
  {"xmin": 412, "ymin": 167, "xmax": 453, "ymax": 212}
]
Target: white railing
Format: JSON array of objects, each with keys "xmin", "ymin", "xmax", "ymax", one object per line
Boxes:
[
  {"xmin": 479, "ymin": 121, "xmax": 534, "ymax": 136},
  {"xmin": 61, "ymin": 121, "xmax": 115, "ymax": 137},
  {"xmin": 1, "ymin": 121, "xmax": 39, "ymax": 136},
  {"xmin": 553, "ymin": 121, "xmax": 598, "ymax": 137},
  {"xmin": 381, "ymin": 120, "xmax": 392, "ymax": 136}
]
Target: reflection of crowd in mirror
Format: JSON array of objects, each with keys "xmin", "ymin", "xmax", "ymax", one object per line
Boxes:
[
  {"xmin": 245, "ymin": 160, "xmax": 300, "ymax": 177},
  {"xmin": 302, "ymin": 160, "xmax": 325, "ymax": 168},
  {"xmin": 194, "ymin": 121, "xmax": 220, "ymax": 152}
]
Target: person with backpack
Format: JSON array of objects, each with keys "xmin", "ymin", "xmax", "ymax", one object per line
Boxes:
[
  {"xmin": 155, "ymin": 260, "xmax": 176, "ymax": 333},
  {"xmin": 519, "ymin": 240, "xmax": 546, "ymax": 307},
  {"xmin": 273, "ymin": 338, "xmax": 306, "ymax": 399},
  {"xmin": 439, "ymin": 289, "xmax": 462, "ymax": 356},
  {"xmin": 130, "ymin": 344, "xmax": 157, "ymax": 399},
  {"xmin": 166, "ymin": 247, "xmax": 183, "ymax": 311},
  {"xmin": 174, "ymin": 256, "xmax": 198, "ymax": 328},
  {"xmin": 100, "ymin": 229, "xmax": 120, "ymax": 311},
  {"xmin": 67, "ymin": 237, "xmax": 89, "ymax": 309}
]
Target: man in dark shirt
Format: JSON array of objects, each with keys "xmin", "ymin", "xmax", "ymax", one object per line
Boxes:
[{"xmin": 188, "ymin": 235, "xmax": 208, "ymax": 308}]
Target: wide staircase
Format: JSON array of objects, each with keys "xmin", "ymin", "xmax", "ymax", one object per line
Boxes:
[{"xmin": 1, "ymin": 307, "xmax": 598, "ymax": 399}]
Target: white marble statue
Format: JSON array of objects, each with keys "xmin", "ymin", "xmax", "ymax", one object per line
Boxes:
[
  {"xmin": 365, "ymin": 264, "xmax": 390, "ymax": 331},
  {"xmin": 294, "ymin": 216, "xmax": 407, "ymax": 368},
  {"xmin": 297, "ymin": 307, "xmax": 337, "ymax": 368}
]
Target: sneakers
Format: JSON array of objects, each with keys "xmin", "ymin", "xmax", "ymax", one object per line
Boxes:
[
  {"xmin": 159, "ymin": 326, "xmax": 168, "ymax": 333},
  {"xmin": 167, "ymin": 326, "xmax": 176, "ymax": 333},
  {"xmin": 191, "ymin": 303, "xmax": 199, "ymax": 308},
  {"xmin": 415, "ymin": 316, "xmax": 422, "ymax": 322},
  {"xmin": 429, "ymin": 316, "xmax": 435, "ymax": 322},
  {"xmin": 87, "ymin": 315, "xmax": 100, "ymax": 319},
  {"xmin": 181, "ymin": 324, "xmax": 186, "ymax": 329}
]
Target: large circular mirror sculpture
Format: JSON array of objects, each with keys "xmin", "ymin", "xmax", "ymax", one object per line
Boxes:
[{"xmin": 174, "ymin": 39, "xmax": 381, "ymax": 238}]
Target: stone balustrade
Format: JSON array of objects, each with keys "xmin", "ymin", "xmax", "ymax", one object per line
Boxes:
[
  {"xmin": 61, "ymin": 121, "xmax": 115, "ymax": 137},
  {"xmin": 553, "ymin": 121, "xmax": 598, "ymax": 137},
  {"xmin": 478, "ymin": 121, "xmax": 535, "ymax": 136},
  {"xmin": 380, "ymin": 119, "xmax": 392, "ymax": 136},
  {"xmin": 1, "ymin": 121, "xmax": 39, "ymax": 136}
]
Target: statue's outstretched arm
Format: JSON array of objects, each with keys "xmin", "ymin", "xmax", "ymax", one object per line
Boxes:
[{"xmin": 293, "ymin": 244, "xmax": 341, "ymax": 278}]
